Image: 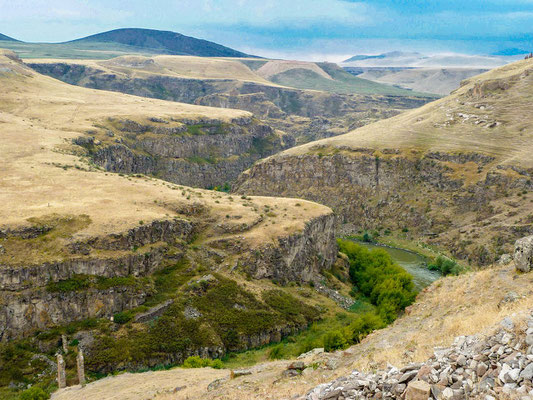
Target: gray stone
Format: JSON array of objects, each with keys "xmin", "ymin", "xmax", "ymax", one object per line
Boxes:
[
  {"xmin": 398, "ymin": 370, "xmax": 419, "ymax": 383},
  {"xmin": 56, "ymin": 354, "xmax": 66, "ymax": 389},
  {"xmin": 76, "ymin": 349, "xmax": 85, "ymax": 386},
  {"xmin": 515, "ymin": 236, "xmax": 533, "ymax": 272},
  {"xmin": 499, "ymin": 254, "xmax": 513, "ymax": 265},
  {"xmin": 521, "ymin": 363, "xmax": 533, "ymax": 380},
  {"xmin": 501, "ymin": 317, "xmax": 515, "ymax": 331},
  {"xmin": 232, "ymin": 369, "xmax": 252, "ymax": 378},
  {"xmin": 457, "ymin": 354, "xmax": 467, "ymax": 366}
]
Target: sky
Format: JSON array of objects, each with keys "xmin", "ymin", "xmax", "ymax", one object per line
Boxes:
[{"xmin": 1, "ymin": 0, "xmax": 533, "ymax": 61}]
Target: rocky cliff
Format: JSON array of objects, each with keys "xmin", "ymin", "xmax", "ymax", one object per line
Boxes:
[
  {"xmin": 76, "ymin": 115, "xmax": 286, "ymax": 188},
  {"xmin": 0, "ymin": 211, "xmax": 337, "ymax": 341},
  {"xmin": 235, "ymin": 147, "xmax": 533, "ymax": 266}
]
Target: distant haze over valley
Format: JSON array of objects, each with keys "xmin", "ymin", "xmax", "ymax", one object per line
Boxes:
[{"xmin": 341, "ymin": 50, "xmax": 525, "ymax": 68}]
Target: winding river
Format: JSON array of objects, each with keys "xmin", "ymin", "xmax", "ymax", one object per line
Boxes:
[{"xmin": 354, "ymin": 241, "xmax": 440, "ymax": 290}]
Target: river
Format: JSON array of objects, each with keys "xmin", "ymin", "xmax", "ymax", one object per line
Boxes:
[{"xmin": 354, "ymin": 241, "xmax": 440, "ymax": 290}]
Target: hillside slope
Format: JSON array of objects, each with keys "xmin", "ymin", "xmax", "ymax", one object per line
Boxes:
[
  {"xmin": 0, "ymin": 49, "xmax": 338, "ymax": 397},
  {"xmin": 257, "ymin": 60, "xmax": 436, "ymax": 97},
  {"xmin": 0, "ymin": 33, "xmax": 18, "ymax": 41},
  {"xmin": 349, "ymin": 67, "xmax": 489, "ymax": 95},
  {"xmin": 236, "ymin": 58, "xmax": 533, "ymax": 265},
  {"xmin": 68, "ymin": 28, "xmax": 251, "ymax": 58},
  {"xmin": 28, "ymin": 56, "xmax": 432, "ymax": 149}
]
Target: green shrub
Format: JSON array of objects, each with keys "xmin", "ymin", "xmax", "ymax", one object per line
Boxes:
[
  {"xmin": 113, "ymin": 311, "xmax": 133, "ymax": 325},
  {"xmin": 428, "ymin": 256, "xmax": 462, "ymax": 276},
  {"xmin": 362, "ymin": 232, "xmax": 373, "ymax": 243},
  {"xmin": 268, "ymin": 343, "xmax": 285, "ymax": 360},
  {"xmin": 182, "ymin": 356, "xmax": 209, "ymax": 368},
  {"xmin": 46, "ymin": 275, "xmax": 91, "ymax": 292},
  {"xmin": 349, "ymin": 312, "xmax": 385, "ymax": 343},
  {"xmin": 182, "ymin": 356, "xmax": 224, "ymax": 369},
  {"xmin": 323, "ymin": 330, "xmax": 347, "ymax": 352},
  {"xmin": 210, "ymin": 359, "xmax": 224, "ymax": 369},
  {"xmin": 338, "ymin": 239, "xmax": 417, "ymax": 323},
  {"xmin": 19, "ymin": 387, "xmax": 49, "ymax": 400}
]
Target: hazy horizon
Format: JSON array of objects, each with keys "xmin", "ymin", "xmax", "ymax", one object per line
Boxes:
[{"xmin": 1, "ymin": 0, "xmax": 533, "ymax": 62}]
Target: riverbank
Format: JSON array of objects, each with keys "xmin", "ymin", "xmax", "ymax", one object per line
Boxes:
[{"xmin": 351, "ymin": 240, "xmax": 440, "ymax": 290}]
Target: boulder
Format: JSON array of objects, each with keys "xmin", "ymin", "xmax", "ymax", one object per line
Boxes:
[
  {"xmin": 405, "ymin": 380, "xmax": 431, "ymax": 400},
  {"xmin": 514, "ymin": 236, "xmax": 533, "ymax": 272}
]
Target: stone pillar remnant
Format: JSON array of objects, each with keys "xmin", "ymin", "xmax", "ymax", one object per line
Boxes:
[
  {"xmin": 57, "ymin": 354, "xmax": 66, "ymax": 389},
  {"xmin": 77, "ymin": 348, "xmax": 86, "ymax": 386}
]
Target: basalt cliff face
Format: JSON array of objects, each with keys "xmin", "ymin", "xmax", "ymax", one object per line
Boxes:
[
  {"xmin": 1, "ymin": 212, "xmax": 336, "ymax": 341},
  {"xmin": 236, "ymin": 59, "xmax": 533, "ymax": 266},
  {"xmin": 78, "ymin": 115, "xmax": 285, "ymax": 188}
]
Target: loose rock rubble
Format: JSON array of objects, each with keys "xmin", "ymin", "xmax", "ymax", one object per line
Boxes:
[{"xmin": 304, "ymin": 311, "xmax": 533, "ymax": 399}]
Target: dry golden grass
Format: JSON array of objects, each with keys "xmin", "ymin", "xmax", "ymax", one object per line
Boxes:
[
  {"xmin": 256, "ymin": 60, "xmax": 334, "ymax": 80},
  {"xmin": 283, "ymin": 58, "xmax": 533, "ymax": 168},
  {"xmin": 50, "ymin": 367, "xmax": 228, "ymax": 400},
  {"xmin": 0, "ymin": 51, "xmax": 331, "ymax": 260},
  {"xmin": 30, "ymin": 54, "xmax": 278, "ymax": 85}
]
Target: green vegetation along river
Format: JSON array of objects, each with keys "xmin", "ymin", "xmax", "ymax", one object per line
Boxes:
[{"xmin": 354, "ymin": 241, "xmax": 440, "ymax": 290}]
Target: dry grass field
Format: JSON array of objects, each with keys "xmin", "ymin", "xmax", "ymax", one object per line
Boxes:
[
  {"xmin": 30, "ymin": 55, "xmax": 277, "ymax": 85},
  {"xmin": 0, "ymin": 49, "xmax": 329, "ymax": 251},
  {"xmin": 285, "ymin": 58, "xmax": 533, "ymax": 168}
]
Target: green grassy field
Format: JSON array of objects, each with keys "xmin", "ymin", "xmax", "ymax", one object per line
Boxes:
[
  {"xmin": 0, "ymin": 40, "xmax": 160, "ymax": 59},
  {"xmin": 269, "ymin": 65, "xmax": 439, "ymax": 97}
]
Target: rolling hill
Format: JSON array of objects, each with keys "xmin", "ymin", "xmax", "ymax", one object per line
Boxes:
[
  {"xmin": 0, "ymin": 28, "xmax": 251, "ymax": 59},
  {"xmin": 0, "ymin": 33, "xmax": 18, "ymax": 41},
  {"xmin": 68, "ymin": 28, "xmax": 252, "ymax": 58},
  {"xmin": 28, "ymin": 55, "xmax": 432, "ymax": 148},
  {"xmin": 260, "ymin": 60, "xmax": 436, "ymax": 97}
]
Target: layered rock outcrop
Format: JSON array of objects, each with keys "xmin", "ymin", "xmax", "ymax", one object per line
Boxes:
[
  {"xmin": 235, "ymin": 149, "xmax": 533, "ymax": 266},
  {"xmin": 241, "ymin": 213, "xmax": 337, "ymax": 283},
  {"xmin": 80, "ymin": 116, "xmax": 285, "ymax": 188},
  {"xmin": 0, "ymin": 212, "xmax": 337, "ymax": 341}
]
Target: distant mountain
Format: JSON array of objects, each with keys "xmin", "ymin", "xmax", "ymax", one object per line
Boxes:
[
  {"xmin": 342, "ymin": 51, "xmax": 519, "ymax": 68},
  {"xmin": 67, "ymin": 28, "xmax": 252, "ymax": 58},
  {"xmin": 492, "ymin": 48, "xmax": 529, "ymax": 56},
  {"xmin": 343, "ymin": 51, "xmax": 420, "ymax": 63},
  {"xmin": 0, "ymin": 33, "xmax": 19, "ymax": 42}
]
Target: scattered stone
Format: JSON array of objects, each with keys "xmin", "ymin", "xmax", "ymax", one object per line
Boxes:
[
  {"xmin": 183, "ymin": 305, "xmax": 202, "ymax": 320},
  {"xmin": 405, "ymin": 380, "xmax": 431, "ymax": 400},
  {"xmin": 288, "ymin": 361, "xmax": 306, "ymax": 371},
  {"xmin": 499, "ymin": 254, "xmax": 513, "ymax": 265},
  {"xmin": 501, "ymin": 317, "xmax": 515, "ymax": 331},
  {"xmin": 298, "ymin": 348, "xmax": 324, "ymax": 359},
  {"xmin": 282, "ymin": 369, "xmax": 300, "ymax": 378},
  {"xmin": 520, "ymin": 363, "xmax": 533, "ymax": 380},
  {"xmin": 207, "ymin": 378, "xmax": 222, "ymax": 391},
  {"xmin": 231, "ymin": 369, "xmax": 252, "ymax": 379},
  {"xmin": 398, "ymin": 369, "xmax": 419, "ymax": 383},
  {"xmin": 304, "ymin": 311, "xmax": 533, "ymax": 400}
]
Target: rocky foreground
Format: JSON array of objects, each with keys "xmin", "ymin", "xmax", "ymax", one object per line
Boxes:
[{"xmin": 305, "ymin": 312, "xmax": 533, "ymax": 400}]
